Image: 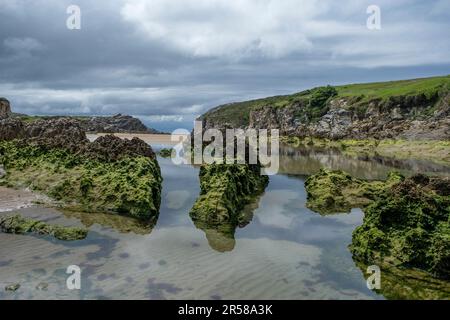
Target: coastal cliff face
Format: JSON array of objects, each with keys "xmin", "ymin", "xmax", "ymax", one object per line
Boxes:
[
  {"xmin": 77, "ymin": 114, "xmax": 160, "ymax": 133},
  {"xmin": 0, "ymin": 98, "xmax": 159, "ymax": 133},
  {"xmin": 200, "ymin": 76, "xmax": 450, "ymax": 140},
  {"xmin": 249, "ymin": 93, "xmax": 449, "ymax": 140},
  {"xmin": 0, "ymin": 98, "xmax": 11, "ymax": 119}
]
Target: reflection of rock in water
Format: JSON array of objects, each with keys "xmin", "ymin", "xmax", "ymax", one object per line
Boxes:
[
  {"xmin": 62, "ymin": 210, "xmax": 157, "ymax": 235},
  {"xmin": 354, "ymin": 261, "xmax": 450, "ymax": 300},
  {"xmin": 191, "ymin": 197, "xmax": 262, "ymax": 252},
  {"xmin": 189, "ymin": 163, "xmax": 267, "ymax": 252},
  {"xmin": 279, "ymin": 144, "xmax": 450, "ymax": 180}
]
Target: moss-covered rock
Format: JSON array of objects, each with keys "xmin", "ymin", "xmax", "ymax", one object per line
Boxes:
[
  {"xmin": 189, "ymin": 163, "xmax": 268, "ymax": 251},
  {"xmin": 354, "ymin": 261, "xmax": 450, "ymax": 299},
  {"xmin": 0, "ymin": 140, "xmax": 162, "ymax": 219},
  {"xmin": 0, "ymin": 214, "xmax": 88, "ymax": 241},
  {"xmin": 304, "ymin": 168, "xmax": 403, "ymax": 214},
  {"xmin": 351, "ymin": 174, "xmax": 450, "ymax": 280},
  {"xmin": 158, "ymin": 148, "xmax": 173, "ymax": 158}
]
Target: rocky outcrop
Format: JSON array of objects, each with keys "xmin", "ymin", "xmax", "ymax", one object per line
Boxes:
[
  {"xmin": 0, "ymin": 118, "xmax": 162, "ymax": 219},
  {"xmin": 0, "ymin": 98, "xmax": 11, "ymax": 119},
  {"xmin": 351, "ymin": 174, "xmax": 450, "ymax": 280},
  {"xmin": 0, "ymin": 118, "xmax": 26, "ymax": 140},
  {"xmin": 247, "ymin": 93, "xmax": 449, "ymax": 140},
  {"xmin": 190, "ymin": 163, "xmax": 268, "ymax": 251},
  {"xmin": 77, "ymin": 114, "xmax": 160, "ymax": 133},
  {"xmin": 24, "ymin": 118, "xmax": 89, "ymax": 152},
  {"xmin": 200, "ymin": 76, "xmax": 450, "ymax": 140},
  {"xmin": 304, "ymin": 169, "xmax": 403, "ymax": 214}
]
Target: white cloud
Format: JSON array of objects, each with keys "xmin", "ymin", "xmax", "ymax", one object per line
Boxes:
[
  {"xmin": 120, "ymin": 0, "xmax": 450, "ymax": 67},
  {"xmin": 121, "ymin": 0, "xmax": 320, "ymax": 58}
]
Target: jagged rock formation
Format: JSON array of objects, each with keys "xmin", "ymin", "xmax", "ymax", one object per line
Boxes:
[
  {"xmin": 200, "ymin": 76, "xmax": 450, "ymax": 140},
  {"xmin": 76, "ymin": 114, "xmax": 160, "ymax": 133},
  {"xmin": 305, "ymin": 168, "xmax": 450, "ymax": 280},
  {"xmin": 351, "ymin": 174, "xmax": 450, "ymax": 280},
  {"xmin": 0, "ymin": 118, "xmax": 162, "ymax": 219},
  {"xmin": 0, "ymin": 98, "xmax": 11, "ymax": 119}
]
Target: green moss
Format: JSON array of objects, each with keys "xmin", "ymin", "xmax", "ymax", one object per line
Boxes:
[
  {"xmin": 0, "ymin": 141, "xmax": 162, "ymax": 219},
  {"xmin": 304, "ymin": 168, "xmax": 403, "ymax": 215},
  {"xmin": 0, "ymin": 214, "xmax": 88, "ymax": 241},
  {"xmin": 351, "ymin": 175, "xmax": 450, "ymax": 280},
  {"xmin": 189, "ymin": 163, "xmax": 268, "ymax": 251},
  {"xmin": 354, "ymin": 261, "xmax": 450, "ymax": 299},
  {"xmin": 158, "ymin": 148, "xmax": 173, "ymax": 158}
]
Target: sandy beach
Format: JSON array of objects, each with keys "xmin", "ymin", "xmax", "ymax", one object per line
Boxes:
[{"xmin": 87, "ymin": 133, "xmax": 189, "ymax": 145}]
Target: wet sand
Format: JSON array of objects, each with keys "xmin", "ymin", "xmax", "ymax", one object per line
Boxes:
[{"xmin": 0, "ymin": 187, "xmax": 42, "ymax": 212}]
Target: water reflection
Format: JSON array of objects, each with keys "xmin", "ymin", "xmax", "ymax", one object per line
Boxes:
[
  {"xmin": 190, "ymin": 194, "xmax": 264, "ymax": 252},
  {"xmin": 279, "ymin": 144, "xmax": 450, "ymax": 180},
  {"xmin": 1, "ymin": 140, "xmax": 449, "ymax": 300},
  {"xmin": 354, "ymin": 261, "xmax": 450, "ymax": 300},
  {"xmin": 61, "ymin": 210, "xmax": 157, "ymax": 235}
]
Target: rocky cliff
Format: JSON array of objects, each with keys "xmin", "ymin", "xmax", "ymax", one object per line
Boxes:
[
  {"xmin": 0, "ymin": 98, "xmax": 11, "ymax": 119},
  {"xmin": 200, "ymin": 75, "xmax": 450, "ymax": 140},
  {"xmin": 76, "ymin": 114, "xmax": 160, "ymax": 133}
]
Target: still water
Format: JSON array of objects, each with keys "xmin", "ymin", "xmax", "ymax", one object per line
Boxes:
[{"xmin": 1, "ymin": 143, "xmax": 449, "ymax": 300}]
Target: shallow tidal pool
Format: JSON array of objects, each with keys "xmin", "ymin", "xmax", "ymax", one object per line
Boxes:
[{"xmin": 1, "ymin": 143, "xmax": 450, "ymax": 300}]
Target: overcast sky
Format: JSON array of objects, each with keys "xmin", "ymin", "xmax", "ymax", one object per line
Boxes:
[{"xmin": 1, "ymin": 0, "xmax": 449, "ymax": 131}]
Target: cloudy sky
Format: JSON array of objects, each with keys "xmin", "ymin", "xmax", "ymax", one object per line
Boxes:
[{"xmin": 1, "ymin": 0, "xmax": 449, "ymax": 131}]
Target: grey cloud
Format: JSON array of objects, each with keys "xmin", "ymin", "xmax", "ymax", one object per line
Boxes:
[{"xmin": 0, "ymin": 0, "xmax": 449, "ymax": 132}]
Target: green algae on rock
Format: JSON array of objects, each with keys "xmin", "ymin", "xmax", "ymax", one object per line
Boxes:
[
  {"xmin": 304, "ymin": 168, "xmax": 403, "ymax": 215},
  {"xmin": 351, "ymin": 174, "xmax": 450, "ymax": 280},
  {"xmin": 158, "ymin": 148, "xmax": 173, "ymax": 158},
  {"xmin": 0, "ymin": 134, "xmax": 162, "ymax": 220},
  {"xmin": 354, "ymin": 260, "xmax": 450, "ymax": 299},
  {"xmin": 190, "ymin": 163, "xmax": 268, "ymax": 251},
  {"xmin": 0, "ymin": 214, "xmax": 88, "ymax": 241}
]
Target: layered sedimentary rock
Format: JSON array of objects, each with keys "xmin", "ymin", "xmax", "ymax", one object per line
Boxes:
[{"xmin": 0, "ymin": 118, "xmax": 162, "ymax": 219}]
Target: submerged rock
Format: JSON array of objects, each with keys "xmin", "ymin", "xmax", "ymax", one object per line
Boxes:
[
  {"xmin": 5, "ymin": 283, "xmax": 20, "ymax": 292},
  {"xmin": 158, "ymin": 148, "xmax": 173, "ymax": 158},
  {"xmin": 0, "ymin": 214, "xmax": 88, "ymax": 241},
  {"xmin": 351, "ymin": 175, "xmax": 450, "ymax": 280},
  {"xmin": 304, "ymin": 168, "xmax": 403, "ymax": 215}
]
